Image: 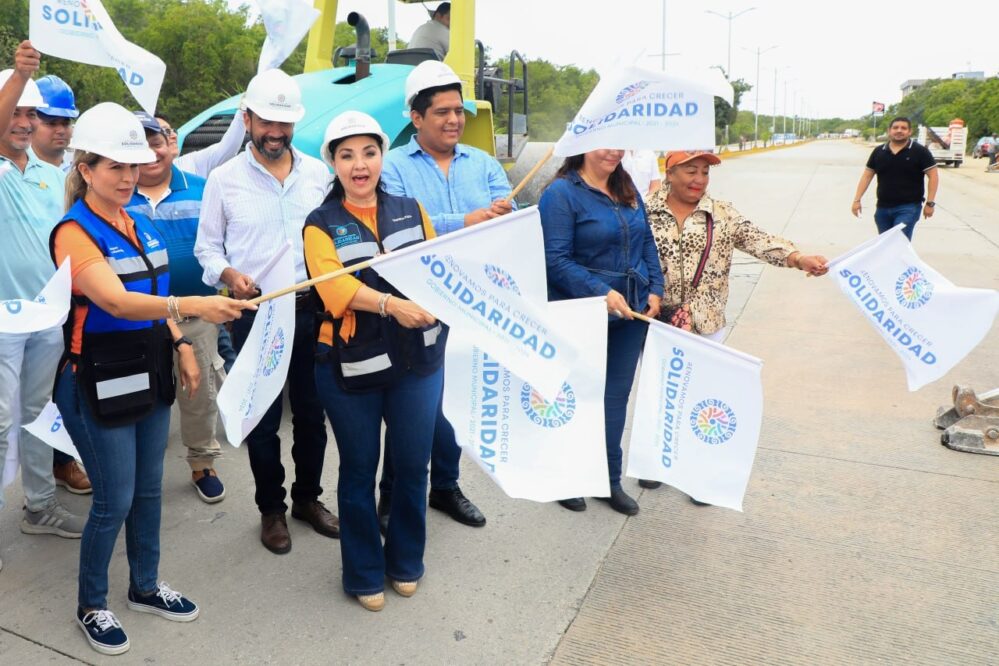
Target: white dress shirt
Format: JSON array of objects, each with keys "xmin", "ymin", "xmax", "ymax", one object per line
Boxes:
[
  {"xmin": 195, "ymin": 143, "xmax": 329, "ymax": 286},
  {"xmin": 621, "ymin": 150, "xmax": 662, "ymax": 196}
]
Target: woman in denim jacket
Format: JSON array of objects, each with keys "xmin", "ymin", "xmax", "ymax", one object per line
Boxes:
[{"xmin": 539, "ymin": 149, "xmax": 665, "ymax": 516}]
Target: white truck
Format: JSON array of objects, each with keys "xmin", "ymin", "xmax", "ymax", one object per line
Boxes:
[{"xmin": 917, "ymin": 121, "xmax": 967, "ymax": 167}]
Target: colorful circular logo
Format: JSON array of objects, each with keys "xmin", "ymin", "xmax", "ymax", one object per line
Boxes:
[
  {"xmin": 261, "ymin": 328, "xmax": 286, "ymax": 377},
  {"xmin": 520, "ymin": 382, "xmax": 576, "ymax": 428},
  {"xmin": 484, "ymin": 264, "xmax": 521, "ymax": 295},
  {"xmin": 895, "ymin": 267, "xmax": 933, "ymax": 309},
  {"xmin": 615, "ymin": 81, "xmax": 650, "ymax": 104},
  {"xmin": 335, "ymin": 226, "xmax": 348, "ymax": 236},
  {"xmin": 690, "ymin": 399, "xmax": 737, "ymax": 445}
]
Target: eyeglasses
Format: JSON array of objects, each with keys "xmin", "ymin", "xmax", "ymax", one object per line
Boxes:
[{"xmin": 161, "ymin": 128, "xmax": 176, "ymax": 137}]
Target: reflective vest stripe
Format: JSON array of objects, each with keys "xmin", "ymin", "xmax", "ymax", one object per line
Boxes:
[
  {"xmin": 95, "ymin": 373, "xmax": 151, "ymax": 400},
  {"xmin": 106, "ymin": 255, "xmax": 150, "ymax": 275},
  {"xmin": 382, "ymin": 226, "xmax": 425, "ymax": 252},
  {"xmin": 338, "ymin": 241, "xmax": 381, "ymax": 264},
  {"xmin": 147, "ymin": 248, "xmax": 169, "ymax": 269},
  {"xmin": 423, "ymin": 323, "xmax": 442, "ymax": 347},
  {"xmin": 341, "ymin": 353, "xmax": 392, "ymax": 377}
]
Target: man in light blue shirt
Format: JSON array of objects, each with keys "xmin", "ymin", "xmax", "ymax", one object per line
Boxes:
[
  {"xmin": 379, "ymin": 61, "xmax": 514, "ymax": 530},
  {"xmin": 0, "ymin": 43, "xmax": 85, "ymax": 569}
]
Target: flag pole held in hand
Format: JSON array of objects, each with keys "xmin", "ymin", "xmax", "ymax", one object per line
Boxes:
[{"xmin": 507, "ymin": 145, "xmax": 554, "ymax": 203}]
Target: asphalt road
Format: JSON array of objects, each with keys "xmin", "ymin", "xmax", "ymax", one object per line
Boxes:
[{"xmin": 1, "ymin": 140, "xmax": 996, "ymax": 665}]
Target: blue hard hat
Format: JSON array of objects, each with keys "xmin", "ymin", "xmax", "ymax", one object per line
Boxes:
[{"xmin": 36, "ymin": 75, "xmax": 79, "ymax": 119}]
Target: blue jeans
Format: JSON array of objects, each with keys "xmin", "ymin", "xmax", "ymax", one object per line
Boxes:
[
  {"xmin": 315, "ymin": 348, "xmax": 442, "ymax": 595},
  {"xmin": 217, "ymin": 324, "xmax": 236, "ymax": 374},
  {"xmin": 605, "ymin": 319, "xmax": 647, "ymax": 488},
  {"xmin": 231, "ymin": 308, "xmax": 328, "ymax": 515},
  {"xmin": 379, "ymin": 388, "xmax": 461, "ymax": 495},
  {"xmin": 874, "ymin": 202, "xmax": 921, "ymax": 240},
  {"xmin": 54, "ymin": 365, "xmax": 170, "ymax": 610},
  {"xmin": 0, "ymin": 327, "xmax": 63, "ymax": 513}
]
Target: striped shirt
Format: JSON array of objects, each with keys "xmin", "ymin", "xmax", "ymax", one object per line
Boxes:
[
  {"xmin": 126, "ymin": 165, "xmax": 214, "ymax": 297},
  {"xmin": 195, "ymin": 144, "xmax": 330, "ymax": 286}
]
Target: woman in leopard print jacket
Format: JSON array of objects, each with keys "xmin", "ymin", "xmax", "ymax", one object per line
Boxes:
[{"xmin": 645, "ymin": 151, "xmax": 829, "ymax": 340}]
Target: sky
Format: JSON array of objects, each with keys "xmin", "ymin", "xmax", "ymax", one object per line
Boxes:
[{"xmin": 236, "ymin": 0, "xmax": 999, "ymax": 119}]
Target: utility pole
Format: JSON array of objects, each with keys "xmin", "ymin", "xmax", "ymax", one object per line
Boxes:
[
  {"xmin": 705, "ymin": 7, "xmax": 756, "ymax": 78},
  {"xmin": 783, "ymin": 79, "xmax": 788, "ymax": 135},
  {"xmin": 744, "ymin": 45, "xmax": 777, "ymax": 146},
  {"xmin": 772, "ymin": 67, "xmax": 778, "ymax": 139}
]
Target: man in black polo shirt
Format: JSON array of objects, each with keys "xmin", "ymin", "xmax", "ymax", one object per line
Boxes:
[{"xmin": 851, "ymin": 116, "xmax": 939, "ymax": 240}]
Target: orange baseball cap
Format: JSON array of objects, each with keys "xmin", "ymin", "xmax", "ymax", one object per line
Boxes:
[{"xmin": 664, "ymin": 150, "xmax": 722, "ymax": 169}]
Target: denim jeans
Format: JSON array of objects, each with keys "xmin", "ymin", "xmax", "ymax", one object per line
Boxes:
[
  {"xmin": 874, "ymin": 202, "xmax": 921, "ymax": 240},
  {"xmin": 231, "ymin": 307, "xmax": 328, "ymax": 515},
  {"xmin": 217, "ymin": 324, "xmax": 237, "ymax": 374},
  {"xmin": 379, "ymin": 386, "xmax": 461, "ymax": 496},
  {"xmin": 315, "ymin": 348, "xmax": 442, "ymax": 595},
  {"xmin": 0, "ymin": 327, "xmax": 63, "ymax": 513},
  {"xmin": 54, "ymin": 365, "xmax": 170, "ymax": 610},
  {"xmin": 605, "ymin": 319, "xmax": 647, "ymax": 488}
]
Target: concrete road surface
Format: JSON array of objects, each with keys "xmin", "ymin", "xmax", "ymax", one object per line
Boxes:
[{"xmin": 1, "ymin": 140, "xmax": 996, "ymax": 665}]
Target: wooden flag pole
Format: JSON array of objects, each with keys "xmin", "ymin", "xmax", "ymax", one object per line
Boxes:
[
  {"xmin": 248, "ymin": 259, "xmax": 376, "ymax": 306},
  {"xmin": 507, "ymin": 145, "xmax": 555, "ymax": 202}
]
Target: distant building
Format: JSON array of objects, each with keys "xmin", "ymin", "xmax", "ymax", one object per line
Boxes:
[
  {"xmin": 900, "ymin": 79, "xmax": 927, "ymax": 97},
  {"xmin": 952, "ymin": 71, "xmax": 985, "ymax": 80}
]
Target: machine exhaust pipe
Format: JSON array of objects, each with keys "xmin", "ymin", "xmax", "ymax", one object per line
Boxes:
[{"xmin": 347, "ymin": 12, "xmax": 371, "ymax": 81}]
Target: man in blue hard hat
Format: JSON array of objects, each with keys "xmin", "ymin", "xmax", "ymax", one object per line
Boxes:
[{"xmin": 33, "ymin": 75, "xmax": 77, "ymax": 173}]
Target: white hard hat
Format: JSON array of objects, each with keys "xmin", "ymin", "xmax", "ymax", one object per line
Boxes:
[
  {"xmin": 69, "ymin": 102, "xmax": 156, "ymax": 164},
  {"xmin": 403, "ymin": 61, "xmax": 462, "ymax": 117},
  {"xmin": 321, "ymin": 111, "xmax": 391, "ymax": 167},
  {"xmin": 242, "ymin": 69, "xmax": 305, "ymax": 123},
  {"xmin": 0, "ymin": 69, "xmax": 45, "ymax": 108}
]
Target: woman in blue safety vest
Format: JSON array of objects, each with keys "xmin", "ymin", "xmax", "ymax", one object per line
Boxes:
[
  {"xmin": 49, "ymin": 102, "xmax": 250, "ymax": 657},
  {"xmin": 539, "ymin": 149, "xmax": 666, "ymax": 516},
  {"xmin": 304, "ymin": 111, "xmax": 445, "ymax": 613}
]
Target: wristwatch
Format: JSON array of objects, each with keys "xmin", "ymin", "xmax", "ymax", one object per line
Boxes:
[
  {"xmin": 173, "ymin": 336, "xmax": 194, "ymax": 351},
  {"xmin": 925, "ymin": 201, "xmax": 935, "ymax": 207}
]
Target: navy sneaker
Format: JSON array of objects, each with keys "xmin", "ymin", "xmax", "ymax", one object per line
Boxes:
[
  {"xmin": 192, "ymin": 470, "xmax": 225, "ymax": 503},
  {"xmin": 77, "ymin": 607, "xmax": 129, "ymax": 655},
  {"xmin": 127, "ymin": 583, "xmax": 199, "ymax": 622}
]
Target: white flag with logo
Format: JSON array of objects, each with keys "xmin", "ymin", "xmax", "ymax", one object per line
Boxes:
[
  {"xmin": 29, "ymin": 0, "xmax": 166, "ymax": 114},
  {"xmin": 216, "ymin": 244, "xmax": 296, "ymax": 446},
  {"xmin": 828, "ymin": 226, "xmax": 999, "ymax": 391},
  {"xmin": 443, "ymin": 298, "xmax": 609, "ymax": 502},
  {"xmin": 23, "ymin": 401, "xmax": 81, "ymax": 462},
  {"xmin": 553, "ymin": 66, "xmax": 733, "ymax": 157},
  {"xmin": 371, "ymin": 207, "xmax": 576, "ymax": 400},
  {"xmin": 626, "ymin": 320, "xmax": 763, "ymax": 511},
  {"xmin": 0, "ymin": 258, "xmax": 71, "ymax": 334},
  {"xmin": 256, "ymin": 0, "xmax": 320, "ymax": 73}
]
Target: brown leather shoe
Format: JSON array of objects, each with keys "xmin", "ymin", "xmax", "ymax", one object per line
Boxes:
[
  {"xmin": 291, "ymin": 500, "xmax": 340, "ymax": 539},
  {"xmin": 54, "ymin": 460, "xmax": 92, "ymax": 495},
  {"xmin": 260, "ymin": 513, "xmax": 291, "ymax": 554}
]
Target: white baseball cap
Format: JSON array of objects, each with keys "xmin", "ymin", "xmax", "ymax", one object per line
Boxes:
[
  {"xmin": 242, "ymin": 69, "xmax": 306, "ymax": 123},
  {"xmin": 320, "ymin": 111, "xmax": 391, "ymax": 167},
  {"xmin": 0, "ymin": 69, "xmax": 45, "ymax": 108},
  {"xmin": 69, "ymin": 102, "xmax": 156, "ymax": 164},
  {"xmin": 403, "ymin": 61, "xmax": 462, "ymax": 117}
]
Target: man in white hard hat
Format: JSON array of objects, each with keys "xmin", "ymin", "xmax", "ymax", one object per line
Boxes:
[
  {"xmin": 195, "ymin": 68, "xmax": 337, "ymax": 555},
  {"xmin": 378, "ymin": 60, "xmax": 515, "ymax": 531},
  {"xmin": 0, "ymin": 41, "xmax": 86, "ymax": 572}
]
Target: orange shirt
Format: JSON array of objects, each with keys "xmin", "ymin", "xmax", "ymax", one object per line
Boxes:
[
  {"xmin": 52, "ymin": 205, "xmax": 139, "ymax": 355},
  {"xmin": 304, "ymin": 200, "xmax": 435, "ymax": 346}
]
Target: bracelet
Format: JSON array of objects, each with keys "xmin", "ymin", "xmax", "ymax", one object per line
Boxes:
[
  {"xmin": 166, "ymin": 296, "xmax": 185, "ymax": 323},
  {"xmin": 378, "ymin": 293, "xmax": 391, "ymax": 318}
]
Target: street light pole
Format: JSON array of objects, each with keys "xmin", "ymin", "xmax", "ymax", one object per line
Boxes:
[
  {"xmin": 705, "ymin": 7, "xmax": 756, "ymax": 78},
  {"xmin": 744, "ymin": 45, "xmax": 777, "ymax": 146}
]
